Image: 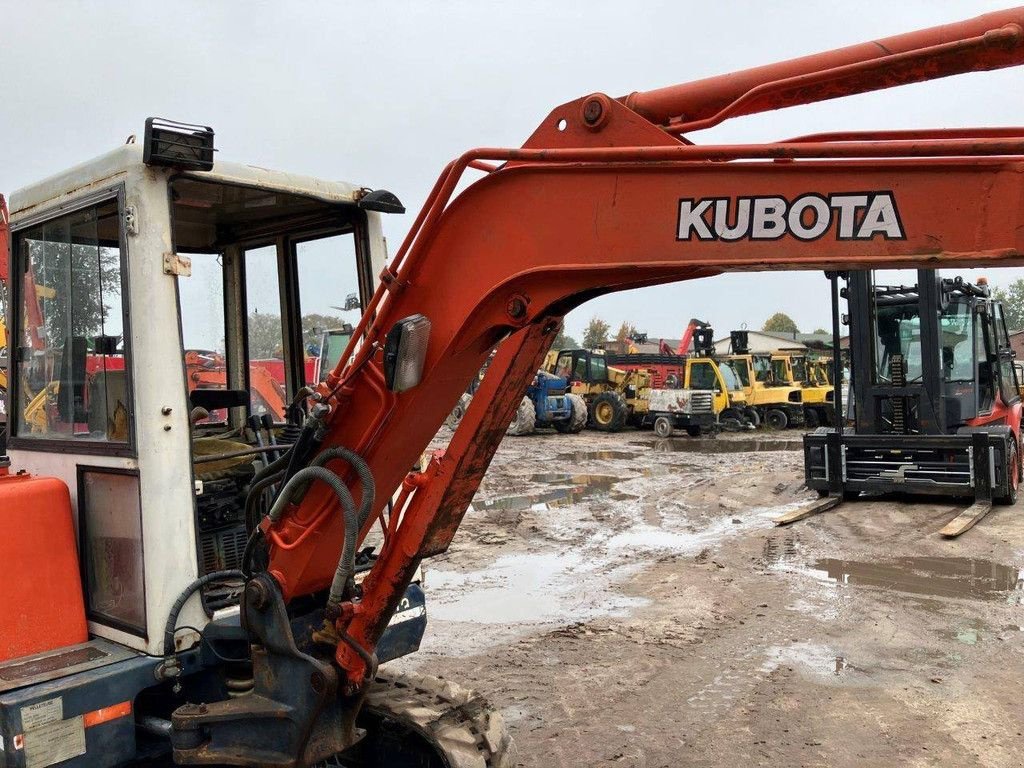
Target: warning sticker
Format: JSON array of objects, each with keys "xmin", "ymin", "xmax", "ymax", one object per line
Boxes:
[
  {"xmin": 23, "ymin": 716, "xmax": 85, "ymax": 768},
  {"xmin": 20, "ymin": 699, "xmax": 62, "ymax": 731}
]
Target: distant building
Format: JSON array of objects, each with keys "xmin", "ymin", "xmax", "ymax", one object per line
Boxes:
[
  {"xmin": 1010, "ymin": 330, "xmax": 1024, "ymax": 361},
  {"xmin": 712, "ymin": 330, "xmax": 809, "ymax": 355}
]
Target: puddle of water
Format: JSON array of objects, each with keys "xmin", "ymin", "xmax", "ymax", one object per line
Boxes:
[
  {"xmin": 811, "ymin": 557, "xmax": 1023, "ymax": 602},
  {"xmin": 427, "ymin": 551, "xmax": 644, "ymax": 625},
  {"xmin": 763, "ymin": 641, "xmax": 849, "ymax": 680},
  {"xmin": 555, "ymin": 449, "xmax": 637, "ymax": 462},
  {"xmin": 633, "ymin": 438, "xmax": 804, "ymax": 453},
  {"xmin": 473, "ymin": 474, "xmax": 622, "ymax": 512},
  {"xmin": 955, "ymin": 627, "xmax": 981, "ymax": 645}
]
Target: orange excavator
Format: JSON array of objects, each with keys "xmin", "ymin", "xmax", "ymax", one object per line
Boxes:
[
  {"xmin": 185, "ymin": 350, "xmax": 288, "ymax": 423},
  {"xmin": 3, "ymin": 9, "xmax": 1024, "ymax": 766}
]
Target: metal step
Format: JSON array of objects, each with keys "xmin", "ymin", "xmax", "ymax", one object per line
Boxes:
[{"xmin": 0, "ymin": 639, "xmax": 138, "ymax": 694}]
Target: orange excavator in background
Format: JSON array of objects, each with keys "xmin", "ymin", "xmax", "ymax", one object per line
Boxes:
[
  {"xmin": 185, "ymin": 350, "xmax": 288, "ymax": 423},
  {"xmin": 3, "ymin": 9, "xmax": 1024, "ymax": 767}
]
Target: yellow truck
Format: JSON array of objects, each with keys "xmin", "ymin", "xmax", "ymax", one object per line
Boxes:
[
  {"xmin": 769, "ymin": 351, "xmax": 835, "ymax": 427},
  {"xmin": 545, "ymin": 348, "xmax": 716, "ymax": 434},
  {"xmin": 604, "ymin": 350, "xmax": 753, "ymax": 430}
]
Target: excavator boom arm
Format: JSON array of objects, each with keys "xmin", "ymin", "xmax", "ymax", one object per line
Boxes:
[{"xmin": 258, "ymin": 7, "xmax": 1024, "ymax": 687}]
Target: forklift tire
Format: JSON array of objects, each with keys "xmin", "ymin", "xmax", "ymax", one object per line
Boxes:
[
  {"xmin": 996, "ymin": 442, "xmax": 1020, "ymax": 505},
  {"xmin": 765, "ymin": 408, "xmax": 788, "ymax": 430},
  {"xmin": 744, "ymin": 406, "xmax": 761, "ymax": 428},
  {"xmin": 804, "ymin": 408, "xmax": 820, "ymax": 429},
  {"xmin": 589, "ymin": 392, "xmax": 628, "ymax": 432},
  {"xmin": 554, "ymin": 393, "xmax": 588, "ymax": 434},
  {"xmin": 653, "ymin": 416, "xmax": 674, "ymax": 438},
  {"xmin": 506, "ymin": 396, "xmax": 536, "ymax": 436},
  {"xmin": 335, "ymin": 669, "xmax": 517, "ymax": 767}
]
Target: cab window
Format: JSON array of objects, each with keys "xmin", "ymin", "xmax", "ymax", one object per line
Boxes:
[
  {"xmin": 589, "ymin": 355, "xmax": 608, "ymax": 381},
  {"xmin": 555, "ymin": 352, "xmax": 575, "ymax": 380},
  {"xmin": 170, "ymin": 178, "xmax": 368, "ymax": 426},
  {"xmin": 690, "ymin": 361, "xmax": 720, "ymax": 391},
  {"xmin": 14, "ymin": 196, "xmax": 130, "ymax": 443},
  {"xmin": 296, "ymin": 236, "xmax": 361, "ymax": 386}
]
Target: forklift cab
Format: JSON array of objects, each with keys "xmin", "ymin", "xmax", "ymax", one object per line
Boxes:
[
  {"xmin": 5, "ymin": 122, "xmax": 396, "ymax": 654},
  {"xmin": 805, "ymin": 269, "xmax": 1022, "ymax": 505},
  {"xmin": 554, "ymin": 348, "xmax": 609, "ymax": 384}
]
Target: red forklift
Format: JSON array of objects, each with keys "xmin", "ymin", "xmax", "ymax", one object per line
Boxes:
[{"xmin": 803, "ymin": 270, "xmax": 1022, "ymax": 536}]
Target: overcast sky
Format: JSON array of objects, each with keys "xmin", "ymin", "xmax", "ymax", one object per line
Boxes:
[{"xmin": 3, "ymin": 0, "xmax": 1024, "ymax": 343}]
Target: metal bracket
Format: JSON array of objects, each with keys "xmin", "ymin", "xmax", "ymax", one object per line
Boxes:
[
  {"xmin": 171, "ymin": 574, "xmax": 363, "ymax": 766},
  {"xmin": 163, "ymin": 252, "xmax": 193, "ymax": 277},
  {"xmin": 123, "ymin": 205, "xmax": 139, "ymax": 236}
]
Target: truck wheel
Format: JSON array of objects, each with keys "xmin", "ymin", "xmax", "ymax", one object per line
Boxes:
[
  {"xmin": 685, "ymin": 425, "xmax": 702, "ymax": 437},
  {"xmin": 506, "ymin": 396, "xmax": 536, "ymax": 436},
  {"xmin": 589, "ymin": 392, "xmax": 627, "ymax": 432},
  {"xmin": 744, "ymin": 406, "xmax": 761, "ymax": 428},
  {"xmin": 331, "ymin": 670, "xmax": 517, "ymax": 768},
  {"xmin": 765, "ymin": 408, "xmax": 788, "ymax": 430},
  {"xmin": 554, "ymin": 393, "xmax": 588, "ymax": 434},
  {"xmin": 653, "ymin": 416, "xmax": 674, "ymax": 438},
  {"xmin": 719, "ymin": 408, "xmax": 744, "ymax": 431},
  {"xmin": 997, "ymin": 441, "xmax": 1020, "ymax": 505},
  {"xmin": 444, "ymin": 392, "xmax": 472, "ymax": 429}
]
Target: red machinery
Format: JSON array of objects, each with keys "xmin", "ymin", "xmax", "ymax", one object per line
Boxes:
[
  {"xmin": 244, "ymin": 8, "xmax": 1024, "ymax": 760},
  {"xmin": 7, "ymin": 8, "xmax": 1024, "ymax": 766}
]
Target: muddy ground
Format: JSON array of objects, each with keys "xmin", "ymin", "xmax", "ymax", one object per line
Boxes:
[{"xmin": 392, "ymin": 429, "xmax": 1024, "ymax": 767}]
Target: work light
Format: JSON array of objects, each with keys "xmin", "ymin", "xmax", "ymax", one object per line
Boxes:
[
  {"xmin": 143, "ymin": 118, "xmax": 215, "ymax": 171},
  {"xmin": 383, "ymin": 315, "xmax": 432, "ymax": 392}
]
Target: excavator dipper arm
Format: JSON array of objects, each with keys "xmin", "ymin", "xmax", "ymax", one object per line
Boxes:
[{"xmin": 257, "ymin": 8, "xmax": 1024, "ymax": 694}]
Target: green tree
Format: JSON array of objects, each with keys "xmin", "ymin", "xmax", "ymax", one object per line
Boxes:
[
  {"xmin": 247, "ymin": 312, "xmax": 284, "ymax": 358},
  {"xmin": 762, "ymin": 312, "xmax": 799, "ymax": 335},
  {"xmin": 551, "ymin": 327, "xmax": 578, "ymax": 350},
  {"xmin": 993, "ymin": 280, "xmax": 1024, "ymax": 330},
  {"xmin": 615, "ymin": 322, "xmax": 639, "ymax": 344},
  {"xmin": 247, "ymin": 312, "xmax": 351, "ymax": 358},
  {"xmin": 813, "ymin": 328, "xmax": 828, "ymax": 334},
  {"xmin": 300, "ymin": 313, "xmax": 350, "ymax": 351},
  {"xmin": 582, "ymin": 317, "xmax": 610, "ymax": 349}
]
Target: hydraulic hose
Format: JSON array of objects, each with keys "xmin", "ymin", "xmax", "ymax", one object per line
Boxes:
[
  {"xmin": 311, "ymin": 446, "xmax": 376, "ymax": 528},
  {"xmin": 162, "ymin": 569, "xmax": 245, "ymax": 660},
  {"xmin": 266, "ymin": 466, "xmax": 361, "ymax": 607}
]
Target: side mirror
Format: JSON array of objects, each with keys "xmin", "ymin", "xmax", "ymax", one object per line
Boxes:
[{"xmin": 383, "ymin": 315, "xmax": 431, "ymax": 392}]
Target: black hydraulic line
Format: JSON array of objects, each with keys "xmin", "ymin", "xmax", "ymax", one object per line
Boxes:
[
  {"xmin": 161, "ymin": 570, "xmax": 245, "ymax": 659},
  {"xmin": 311, "ymin": 446, "xmax": 376, "ymax": 528},
  {"xmin": 192, "ymin": 444, "xmax": 295, "ymax": 464},
  {"xmin": 266, "ymin": 466, "xmax": 360, "ymax": 607}
]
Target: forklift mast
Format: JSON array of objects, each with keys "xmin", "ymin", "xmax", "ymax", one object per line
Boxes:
[{"xmin": 846, "ymin": 269, "xmax": 1016, "ymax": 435}]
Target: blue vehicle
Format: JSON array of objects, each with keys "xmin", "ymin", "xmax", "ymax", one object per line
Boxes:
[{"xmin": 507, "ymin": 371, "xmax": 588, "ymax": 435}]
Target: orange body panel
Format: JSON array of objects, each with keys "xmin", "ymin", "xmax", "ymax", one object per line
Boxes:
[{"xmin": 0, "ymin": 468, "xmax": 88, "ymax": 663}]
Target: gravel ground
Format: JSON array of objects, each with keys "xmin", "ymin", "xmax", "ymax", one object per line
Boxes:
[{"xmin": 392, "ymin": 428, "xmax": 1024, "ymax": 767}]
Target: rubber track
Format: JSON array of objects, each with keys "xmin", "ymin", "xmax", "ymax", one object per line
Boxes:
[{"xmin": 357, "ymin": 670, "xmax": 517, "ymax": 768}]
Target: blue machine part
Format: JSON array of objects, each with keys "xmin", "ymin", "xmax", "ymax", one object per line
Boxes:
[
  {"xmin": 529, "ymin": 371, "xmax": 572, "ymax": 426},
  {"xmin": 0, "ymin": 642, "xmax": 157, "ymax": 768},
  {"xmin": 0, "ymin": 583, "xmax": 427, "ymax": 768}
]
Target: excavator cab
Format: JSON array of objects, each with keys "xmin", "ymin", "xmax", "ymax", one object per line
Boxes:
[{"xmin": 0, "ymin": 121, "xmax": 428, "ymax": 766}]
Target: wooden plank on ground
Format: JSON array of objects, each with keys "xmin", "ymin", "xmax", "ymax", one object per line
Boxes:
[
  {"xmin": 938, "ymin": 500, "xmax": 993, "ymax": 538},
  {"xmin": 774, "ymin": 494, "xmax": 842, "ymax": 526}
]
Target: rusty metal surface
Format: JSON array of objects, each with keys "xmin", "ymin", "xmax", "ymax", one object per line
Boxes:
[{"xmin": 620, "ymin": 7, "xmax": 1024, "ymax": 129}]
